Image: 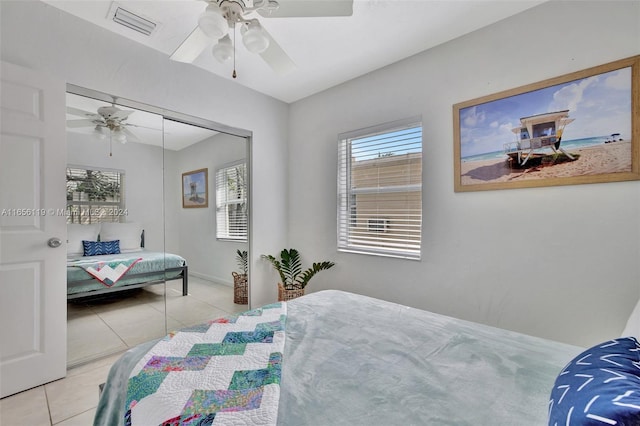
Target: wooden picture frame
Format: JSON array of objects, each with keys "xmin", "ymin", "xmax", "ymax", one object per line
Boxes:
[
  {"xmin": 453, "ymin": 56, "xmax": 639, "ymax": 192},
  {"xmin": 182, "ymin": 168, "xmax": 208, "ymax": 208}
]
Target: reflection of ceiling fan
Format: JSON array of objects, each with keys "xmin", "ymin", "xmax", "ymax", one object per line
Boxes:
[
  {"xmin": 67, "ymin": 102, "xmax": 162, "ymax": 156},
  {"xmin": 171, "ymin": 0, "xmax": 353, "ymax": 77},
  {"xmin": 67, "ymin": 103, "xmax": 142, "ymax": 144}
]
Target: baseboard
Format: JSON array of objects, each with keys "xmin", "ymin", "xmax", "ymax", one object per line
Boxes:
[{"xmin": 189, "ymin": 271, "xmax": 233, "ymax": 287}]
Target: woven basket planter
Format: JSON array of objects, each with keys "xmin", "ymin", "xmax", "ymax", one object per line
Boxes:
[
  {"xmin": 232, "ymin": 272, "xmax": 248, "ymax": 304},
  {"xmin": 278, "ymin": 283, "xmax": 305, "ymax": 302}
]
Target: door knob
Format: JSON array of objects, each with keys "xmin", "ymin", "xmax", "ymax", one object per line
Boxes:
[{"xmin": 47, "ymin": 237, "xmax": 62, "ymax": 248}]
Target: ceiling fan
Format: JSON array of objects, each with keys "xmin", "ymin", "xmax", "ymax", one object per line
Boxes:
[
  {"xmin": 170, "ymin": 0, "xmax": 354, "ymax": 77},
  {"xmin": 66, "ymin": 103, "xmax": 141, "ymax": 144}
]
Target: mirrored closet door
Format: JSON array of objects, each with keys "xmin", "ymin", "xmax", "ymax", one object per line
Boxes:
[
  {"xmin": 163, "ymin": 119, "xmax": 249, "ymax": 328},
  {"xmin": 65, "ymin": 87, "xmax": 250, "ymax": 368}
]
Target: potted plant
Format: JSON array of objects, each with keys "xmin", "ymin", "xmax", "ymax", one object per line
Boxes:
[
  {"xmin": 232, "ymin": 249, "xmax": 248, "ymax": 304},
  {"xmin": 261, "ymin": 248, "xmax": 335, "ymax": 301}
]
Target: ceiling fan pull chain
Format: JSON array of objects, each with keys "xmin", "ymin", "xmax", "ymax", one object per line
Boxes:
[{"xmin": 232, "ymin": 24, "xmax": 237, "ymax": 79}]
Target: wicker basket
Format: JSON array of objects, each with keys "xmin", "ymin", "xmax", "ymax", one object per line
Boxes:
[
  {"xmin": 232, "ymin": 272, "xmax": 248, "ymax": 304},
  {"xmin": 278, "ymin": 283, "xmax": 305, "ymax": 302}
]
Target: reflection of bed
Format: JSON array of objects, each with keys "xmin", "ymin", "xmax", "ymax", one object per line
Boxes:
[
  {"xmin": 66, "ymin": 222, "xmax": 188, "ymax": 300},
  {"xmin": 66, "ymin": 251, "xmax": 188, "ymax": 299},
  {"xmin": 94, "ymin": 290, "xmax": 602, "ymax": 425}
]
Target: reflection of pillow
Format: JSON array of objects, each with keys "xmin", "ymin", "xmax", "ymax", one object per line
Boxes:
[
  {"xmin": 99, "ymin": 222, "xmax": 142, "ymax": 252},
  {"xmin": 82, "ymin": 240, "xmax": 120, "ymax": 256},
  {"xmin": 67, "ymin": 224, "xmax": 101, "ymax": 257},
  {"xmin": 548, "ymin": 337, "xmax": 640, "ymax": 425}
]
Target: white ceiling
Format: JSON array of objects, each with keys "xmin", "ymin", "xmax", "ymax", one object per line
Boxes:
[{"xmin": 46, "ymin": 0, "xmax": 546, "ymax": 103}]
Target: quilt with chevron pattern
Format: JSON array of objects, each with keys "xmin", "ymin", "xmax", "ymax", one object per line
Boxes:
[
  {"xmin": 71, "ymin": 257, "xmax": 142, "ymax": 287},
  {"xmin": 124, "ymin": 302, "xmax": 286, "ymax": 425}
]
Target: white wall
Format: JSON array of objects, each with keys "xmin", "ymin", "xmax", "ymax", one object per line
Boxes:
[
  {"xmin": 67, "ymin": 131, "xmax": 166, "ymax": 251},
  {"xmin": 287, "ymin": 0, "xmax": 640, "ymax": 347},
  {"xmin": 0, "ymin": 0, "xmax": 289, "ymax": 307},
  {"xmin": 165, "ymin": 132, "xmax": 248, "ymax": 285}
]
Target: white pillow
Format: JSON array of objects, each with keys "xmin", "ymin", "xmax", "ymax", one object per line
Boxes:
[
  {"xmin": 99, "ymin": 222, "xmax": 143, "ymax": 252},
  {"xmin": 621, "ymin": 296, "xmax": 640, "ymax": 339},
  {"xmin": 67, "ymin": 223, "xmax": 101, "ymax": 257}
]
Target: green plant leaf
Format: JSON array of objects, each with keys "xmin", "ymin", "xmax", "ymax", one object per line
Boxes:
[
  {"xmin": 236, "ymin": 250, "xmax": 248, "ymax": 275},
  {"xmin": 280, "ymin": 248, "xmax": 302, "ymax": 287},
  {"xmin": 295, "ymin": 261, "xmax": 335, "ymax": 289},
  {"xmin": 262, "ymin": 249, "xmax": 335, "ymax": 290}
]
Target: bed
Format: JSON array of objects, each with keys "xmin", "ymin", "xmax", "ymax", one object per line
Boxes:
[
  {"xmin": 92, "ymin": 289, "xmax": 640, "ymax": 426},
  {"xmin": 66, "ymin": 222, "xmax": 188, "ymax": 299}
]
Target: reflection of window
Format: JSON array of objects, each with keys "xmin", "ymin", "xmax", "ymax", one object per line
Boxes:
[
  {"xmin": 66, "ymin": 166, "xmax": 125, "ymax": 224},
  {"xmin": 337, "ymin": 118, "xmax": 422, "ymax": 260},
  {"xmin": 533, "ymin": 122, "xmax": 556, "ymax": 138},
  {"xmin": 216, "ymin": 162, "xmax": 247, "ymax": 241}
]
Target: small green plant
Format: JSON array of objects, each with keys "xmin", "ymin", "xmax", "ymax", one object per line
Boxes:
[
  {"xmin": 235, "ymin": 249, "xmax": 248, "ymax": 275},
  {"xmin": 261, "ymin": 248, "xmax": 335, "ymax": 290}
]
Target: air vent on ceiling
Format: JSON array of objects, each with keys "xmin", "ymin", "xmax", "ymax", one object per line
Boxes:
[{"xmin": 110, "ymin": 5, "xmax": 157, "ymax": 36}]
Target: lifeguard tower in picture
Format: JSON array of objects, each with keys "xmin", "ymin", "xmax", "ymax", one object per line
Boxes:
[{"xmin": 503, "ymin": 110, "xmax": 575, "ymax": 166}]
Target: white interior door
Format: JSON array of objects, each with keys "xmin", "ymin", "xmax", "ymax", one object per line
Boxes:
[{"xmin": 0, "ymin": 61, "xmax": 67, "ymax": 397}]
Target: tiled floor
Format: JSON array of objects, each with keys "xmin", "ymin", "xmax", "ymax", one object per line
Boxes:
[
  {"xmin": 67, "ymin": 277, "xmax": 247, "ymax": 366},
  {"xmin": 0, "ymin": 277, "xmax": 248, "ymax": 426}
]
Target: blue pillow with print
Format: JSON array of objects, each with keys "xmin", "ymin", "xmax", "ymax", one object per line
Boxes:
[
  {"xmin": 548, "ymin": 337, "xmax": 640, "ymax": 425},
  {"xmin": 82, "ymin": 240, "xmax": 120, "ymax": 256}
]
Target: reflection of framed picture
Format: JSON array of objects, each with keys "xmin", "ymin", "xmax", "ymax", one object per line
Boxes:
[
  {"xmin": 182, "ymin": 168, "xmax": 208, "ymax": 208},
  {"xmin": 453, "ymin": 56, "xmax": 639, "ymax": 192}
]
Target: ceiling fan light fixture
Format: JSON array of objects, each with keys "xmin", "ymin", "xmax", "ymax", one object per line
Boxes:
[
  {"xmin": 94, "ymin": 126, "xmax": 107, "ymax": 141},
  {"xmin": 242, "ymin": 21, "xmax": 269, "ymax": 54},
  {"xmin": 114, "ymin": 130, "xmax": 128, "ymax": 144},
  {"xmin": 212, "ymin": 34, "xmax": 234, "ymax": 63},
  {"xmin": 198, "ymin": 4, "xmax": 229, "ymax": 39}
]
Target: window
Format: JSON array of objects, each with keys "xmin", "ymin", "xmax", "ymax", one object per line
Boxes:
[
  {"xmin": 66, "ymin": 166, "xmax": 125, "ymax": 224},
  {"xmin": 216, "ymin": 162, "xmax": 247, "ymax": 241},
  {"xmin": 337, "ymin": 118, "xmax": 422, "ymax": 260}
]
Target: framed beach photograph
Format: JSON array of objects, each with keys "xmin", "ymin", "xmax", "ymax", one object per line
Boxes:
[
  {"xmin": 182, "ymin": 168, "xmax": 208, "ymax": 208},
  {"xmin": 453, "ymin": 56, "xmax": 639, "ymax": 192}
]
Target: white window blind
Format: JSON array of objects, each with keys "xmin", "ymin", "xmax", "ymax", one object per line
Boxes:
[
  {"xmin": 337, "ymin": 119, "xmax": 422, "ymax": 260},
  {"xmin": 216, "ymin": 162, "xmax": 247, "ymax": 241},
  {"xmin": 66, "ymin": 166, "xmax": 125, "ymax": 224}
]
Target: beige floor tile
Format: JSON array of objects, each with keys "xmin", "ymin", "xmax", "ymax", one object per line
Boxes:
[
  {"xmin": 99, "ymin": 304, "xmax": 167, "ymax": 347},
  {"xmin": 66, "ymin": 351, "xmax": 125, "ymax": 379},
  {"xmin": 45, "ymin": 361, "xmax": 112, "ymax": 424},
  {"xmin": 0, "ymin": 386, "xmax": 51, "ymax": 426},
  {"xmin": 187, "ymin": 280, "xmax": 234, "ymax": 300},
  {"xmin": 166, "ymin": 299, "xmax": 229, "ymax": 328},
  {"xmin": 210, "ymin": 297, "xmax": 249, "ymax": 314},
  {"xmin": 67, "ymin": 311, "xmax": 127, "ymax": 365},
  {"xmin": 53, "ymin": 408, "xmax": 96, "ymax": 426},
  {"xmin": 81, "ymin": 289, "xmax": 158, "ymax": 314}
]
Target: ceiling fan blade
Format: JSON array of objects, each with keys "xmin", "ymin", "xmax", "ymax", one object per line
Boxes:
[
  {"xmin": 259, "ymin": 28, "xmax": 297, "ymax": 75},
  {"xmin": 121, "ymin": 127, "xmax": 140, "ymax": 142},
  {"xmin": 66, "ymin": 106, "xmax": 97, "ymax": 118},
  {"xmin": 170, "ymin": 26, "xmax": 212, "ymax": 63},
  {"xmin": 127, "ymin": 123, "xmax": 162, "ymax": 131},
  {"xmin": 258, "ymin": 0, "xmax": 353, "ymax": 18},
  {"xmin": 66, "ymin": 119, "xmax": 97, "ymax": 128},
  {"xmin": 112, "ymin": 109, "xmax": 134, "ymax": 121}
]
